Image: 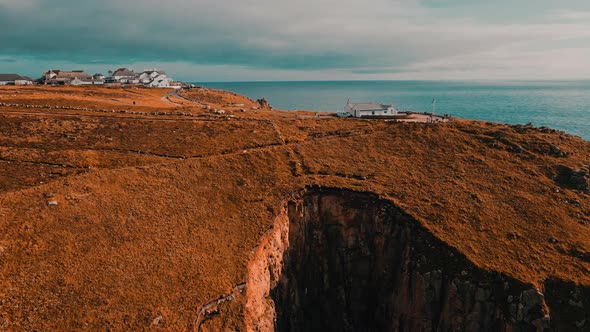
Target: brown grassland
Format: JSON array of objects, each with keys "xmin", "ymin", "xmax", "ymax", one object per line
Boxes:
[{"xmin": 0, "ymin": 85, "xmax": 589, "ymax": 330}]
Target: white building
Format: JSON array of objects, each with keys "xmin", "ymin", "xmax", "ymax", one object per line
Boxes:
[
  {"xmin": 43, "ymin": 70, "xmax": 59, "ymax": 82},
  {"xmin": 111, "ymin": 68, "xmax": 138, "ymax": 84},
  {"xmin": 70, "ymin": 77, "xmax": 105, "ymax": 86},
  {"xmin": 344, "ymin": 101, "xmax": 398, "ymax": 118},
  {"xmin": 0, "ymin": 74, "xmax": 33, "ymax": 85},
  {"xmin": 139, "ymin": 69, "xmax": 172, "ymax": 88},
  {"xmin": 138, "ymin": 70, "xmax": 160, "ymax": 83}
]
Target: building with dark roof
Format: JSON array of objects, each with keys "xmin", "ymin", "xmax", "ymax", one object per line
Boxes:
[
  {"xmin": 42, "ymin": 70, "xmax": 94, "ymax": 85},
  {"xmin": 111, "ymin": 68, "xmax": 138, "ymax": 83},
  {"xmin": 0, "ymin": 74, "xmax": 33, "ymax": 85}
]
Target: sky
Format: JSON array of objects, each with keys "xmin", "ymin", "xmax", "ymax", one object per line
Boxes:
[{"xmin": 1, "ymin": 0, "xmax": 590, "ymax": 81}]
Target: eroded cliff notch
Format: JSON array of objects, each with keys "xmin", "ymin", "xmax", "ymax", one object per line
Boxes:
[{"xmin": 244, "ymin": 188, "xmax": 550, "ymax": 332}]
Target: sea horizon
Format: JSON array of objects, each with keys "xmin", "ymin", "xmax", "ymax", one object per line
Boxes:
[
  {"xmin": 196, "ymin": 78, "xmax": 590, "ymax": 84},
  {"xmin": 199, "ymin": 80, "xmax": 590, "ymax": 140}
]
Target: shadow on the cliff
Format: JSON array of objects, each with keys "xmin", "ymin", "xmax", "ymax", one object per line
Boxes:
[
  {"xmin": 544, "ymin": 278, "xmax": 590, "ymax": 331},
  {"xmin": 266, "ymin": 187, "xmax": 549, "ymax": 332},
  {"xmin": 202, "ymin": 187, "xmax": 590, "ymax": 331}
]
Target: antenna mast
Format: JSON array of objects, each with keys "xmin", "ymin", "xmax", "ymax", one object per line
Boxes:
[{"xmin": 432, "ymin": 98, "xmax": 436, "ymax": 114}]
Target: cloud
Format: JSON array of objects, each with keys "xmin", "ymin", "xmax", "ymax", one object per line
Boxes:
[
  {"xmin": 1, "ymin": 0, "xmax": 590, "ymax": 80},
  {"xmin": 0, "ymin": 0, "xmax": 38, "ymax": 10},
  {"xmin": 555, "ymin": 10, "xmax": 590, "ymax": 21},
  {"xmin": 384, "ymin": 46, "xmax": 590, "ymax": 80}
]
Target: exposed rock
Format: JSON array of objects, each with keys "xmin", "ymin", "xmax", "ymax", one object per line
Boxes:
[
  {"xmin": 554, "ymin": 166, "xmax": 588, "ymax": 192},
  {"xmin": 245, "ymin": 189, "xmax": 551, "ymax": 332},
  {"xmin": 152, "ymin": 315, "xmax": 163, "ymax": 326},
  {"xmin": 196, "ymin": 188, "xmax": 590, "ymax": 331},
  {"xmin": 519, "ymin": 289, "xmax": 548, "ymax": 323},
  {"xmin": 197, "ymin": 284, "xmax": 247, "ymax": 331},
  {"xmin": 257, "ymin": 98, "xmax": 272, "ymax": 109},
  {"xmin": 544, "ymin": 279, "xmax": 590, "ymax": 331},
  {"xmin": 548, "ymin": 144, "xmax": 569, "ymax": 157}
]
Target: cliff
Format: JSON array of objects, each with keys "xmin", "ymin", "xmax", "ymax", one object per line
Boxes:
[{"xmin": 0, "ymin": 86, "xmax": 589, "ymax": 331}]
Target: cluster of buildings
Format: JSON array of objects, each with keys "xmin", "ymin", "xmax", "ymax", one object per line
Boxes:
[
  {"xmin": 0, "ymin": 68, "xmax": 180, "ymax": 88},
  {"xmin": 43, "ymin": 68, "xmax": 177, "ymax": 88}
]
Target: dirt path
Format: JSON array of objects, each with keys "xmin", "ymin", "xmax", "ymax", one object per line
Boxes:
[
  {"xmin": 174, "ymin": 90, "xmax": 212, "ymax": 108},
  {"xmin": 161, "ymin": 89, "xmax": 209, "ymax": 107},
  {"xmin": 0, "ymin": 108, "xmax": 226, "ymax": 122},
  {"xmin": 160, "ymin": 90, "xmax": 182, "ymax": 105}
]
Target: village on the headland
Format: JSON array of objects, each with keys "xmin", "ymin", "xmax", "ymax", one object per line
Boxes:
[
  {"xmin": 0, "ymin": 69, "xmax": 450, "ymax": 122},
  {"xmin": 0, "ymin": 67, "xmax": 185, "ymax": 88}
]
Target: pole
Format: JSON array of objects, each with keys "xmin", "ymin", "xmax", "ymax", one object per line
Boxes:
[{"xmin": 432, "ymin": 98, "xmax": 436, "ymax": 114}]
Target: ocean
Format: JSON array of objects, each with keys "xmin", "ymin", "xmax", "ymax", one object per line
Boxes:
[{"xmin": 199, "ymin": 80, "xmax": 590, "ymax": 140}]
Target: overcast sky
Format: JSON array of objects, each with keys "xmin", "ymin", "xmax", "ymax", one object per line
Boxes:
[{"xmin": 1, "ymin": 0, "xmax": 590, "ymax": 81}]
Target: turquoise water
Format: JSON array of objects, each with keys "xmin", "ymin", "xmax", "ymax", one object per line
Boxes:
[{"xmin": 199, "ymin": 81, "xmax": 590, "ymax": 140}]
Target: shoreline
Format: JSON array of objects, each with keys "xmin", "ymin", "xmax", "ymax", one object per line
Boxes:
[{"xmin": 199, "ymin": 80, "xmax": 590, "ymax": 140}]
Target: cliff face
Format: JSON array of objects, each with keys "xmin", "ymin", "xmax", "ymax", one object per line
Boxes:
[{"xmin": 235, "ymin": 188, "xmax": 590, "ymax": 332}]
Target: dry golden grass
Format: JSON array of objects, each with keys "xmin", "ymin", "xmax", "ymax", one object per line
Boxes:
[{"xmin": 0, "ymin": 86, "xmax": 589, "ymax": 330}]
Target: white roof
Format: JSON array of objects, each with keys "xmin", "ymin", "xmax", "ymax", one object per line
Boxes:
[{"xmin": 348, "ymin": 102, "xmax": 393, "ymax": 111}]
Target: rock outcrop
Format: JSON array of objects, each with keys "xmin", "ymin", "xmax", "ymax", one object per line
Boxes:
[
  {"xmin": 554, "ymin": 165, "xmax": 589, "ymax": 192},
  {"xmin": 257, "ymin": 98, "xmax": 272, "ymax": 109},
  {"xmin": 236, "ymin": 188, "xmax": 570, "ymax": 332}
]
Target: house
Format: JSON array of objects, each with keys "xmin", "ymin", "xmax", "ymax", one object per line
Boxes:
[
  {"xmin": 70, "ymin": 77, "xmax": 105, "ymax": 86},
  {"xmin": 15, "ymin": 76, "xmax": 34, "ymax": 85},
  {"xmin": 43, "ymin": 70, "xmax": 93, "ymax": 85},
  {"xmin": 43, "ymin": 70, "xmax": 60, "ymax": 82},
  {"xmin": 0, "ymin": 74, "xmax": 33, "ymax": 85},
  {"xmin": 138, "ymin": 70, "xmax": 163, "ymax": 83},
  {"xmin": 343, "ymin": 101, "xmax": 398, "ymax": 118},
  {"xmin": 147, "ymin": 75, "xmax": 171, "ymax": 88},
  {"xmin": 111, "ymin": 68, "xmax": 138, "ymax": 84},
  {"xmin": 138, "ymin": 69, "xmax": 172, "ymax": 88},
  {"xmin": 93, "ymin": 73, "xmax": 105, "ymax": 80}
]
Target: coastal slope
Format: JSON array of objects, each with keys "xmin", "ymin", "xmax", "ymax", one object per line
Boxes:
[{"xmin": 0, "ymin": 86, "xmax": 589, "ymax": 330}]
